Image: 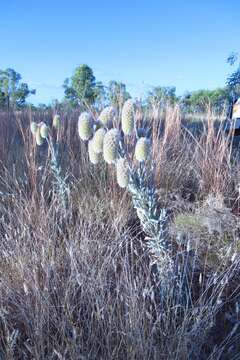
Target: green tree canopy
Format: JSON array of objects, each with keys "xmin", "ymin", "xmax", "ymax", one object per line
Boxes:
[
  {"xmin": 147, "ymin": 86, "xmax": 178, "ymax": 108},
  {"xmin": 181, "ymin": 88, "xmax": 229, "ymax": 113},
  {"xmin": 0, "ymin": 68, "xmax": 35, "ymax": 108},
  {"xmin": 94, "ymin": 81, "xmax": 107, "ymax": 109},
  {"xmin": 107, "ymin": 80, "xmax": 130, "ymax": 108},
  {"xmin": 226, "ymin": 52, "xmax": 240, "ymax": 100},
  {"xmin": 63, "ymin": 64, "xmax": 97, "ymax": 107}
]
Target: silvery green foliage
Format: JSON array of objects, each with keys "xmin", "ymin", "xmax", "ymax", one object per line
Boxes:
[
  {"xmin": 119, "ymin": 125, "xmax": 174, "ymax": 278},
  {"xmin": 29, "ymin": 119, "xmax": 69, "ymax": 211},
  {"xmin": 128, "ymin": 166, "xmax": 171, "ymax": 253},
  {"xmin": 128, "ymin": 163, "xmax": 192, "ymax": 306},
  {"xmin": 127, "ymin": 164, "xmax": 175, "ymax": 288},
  {"xmin": 49, "ymin": 138, "xmax": 69, "ymax": 210},
  {"xmin": 121, "ymin": 122, "xmax": 190, "ymax": 302}
]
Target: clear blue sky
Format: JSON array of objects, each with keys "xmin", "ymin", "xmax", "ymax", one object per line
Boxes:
[{"xmin": 1, "ymin": 0, "xmax": 240, "ymax": 104}]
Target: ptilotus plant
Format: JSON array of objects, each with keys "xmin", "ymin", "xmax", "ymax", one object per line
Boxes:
[
  {"xmin": 92, "ymin": 128, "xmax": 106, "ymax": 154},
  {"xmin": 88, "ymin": 139, "xmax": 101, "ymax": 165},
  {"xmin": 121, "ymin": 99, "xmax": 134, "ymax": 135},
  {"xmin": 77, "ymin": 101, "xmax": 180, "ymax": 299},
  {"xmin": 98, "ymin": 106, "xmax": 116, "ymax": 127},
  {"xmin": 30, "ymin": 116, "xmax": 69, "ymax": 209}
]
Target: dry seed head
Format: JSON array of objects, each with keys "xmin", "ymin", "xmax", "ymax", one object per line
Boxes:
[
  {"xmin": 35, "ymin": 128, "xmax": 44, "ymax": 146},
  {"xmin": 40, "ymin": 123, "xmax": 49, "ymax": 139},
  {"xmin": 135, "ymin": 137, "xmax": 150, "ymax": 162},
  {"xmin": 78, "ymin": 112, "xmax": 93, "ymax": 141},
  {"xmin": 53, "ymin": 114, "xmax": 61, "ymax": 129},
  {"xmin": 103, "ymin": 129, "xmax": 120, "ymax": 164},
  {"xmin": 99, "ymin": 106, "xmax": 116, "ymax": 127},
  {"xmin": 92, "ymin": 128, "xmax": 106, "ymax": 154},
  {"xmin": 30, "ymin": 122, "xmax": 38, "ymax": 135},
  {"xmin": 116, "ymin": 158, "xmax": 129, "ymax": 188},
  {"xmin": 88, "ymin": 140, "xmax": 101, "ymax": 164},
  {"xmin": 121, "ymin": 99, "xmax": 134, "ymax": 135}
]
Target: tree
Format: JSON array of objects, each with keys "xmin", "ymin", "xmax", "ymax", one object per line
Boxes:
[
  {"xmin": 63, "ymin": 64, "xmax": 97, "ymax": 107},
  {"xmin": 63, "ymin": 78, "xmax": 79, "ymax": 108},
  {"xmin": 0, "ymin": 68, "xmax": 35, "ymax": 109},
  {"xmin": 181, "ymin": 88, "xmax": 229, "ymax": 113},
  {"xmin": 147, "ymin": 86, "xmax": 177, "ymax": 108},
  {"xmin": 0, "ymin": 91, "xmax": 5, "ymax": 108},
  {"xmin": 226, "ymin": 52, "xmax": 240, "ymax": 101},
  {"xmin": 107, "ymin": 80, "xmax": 130, "ymax": 108},
  {"xmin": 94, "ymin": 81, "xmax": 107, "ymax": 110}
]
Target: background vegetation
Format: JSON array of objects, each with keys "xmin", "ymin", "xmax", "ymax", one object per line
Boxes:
[{"xmin": 1, "ymin": 52, "xmax": 240, "ymax": 114}]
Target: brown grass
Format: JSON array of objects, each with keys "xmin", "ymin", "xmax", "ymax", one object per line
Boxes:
[{"xmin": 0, "ymin": 107, "xmax": 240, "ymax": 359}]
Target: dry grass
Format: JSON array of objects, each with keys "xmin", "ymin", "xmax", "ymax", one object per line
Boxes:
[{"xmin": 0, "ymin": 107, "xmax": 240, "ymax": 359}]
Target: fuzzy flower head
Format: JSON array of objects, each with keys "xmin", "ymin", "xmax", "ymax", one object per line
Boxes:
[
  {"xmin": 30, "ymin": 122, "xmax": 38, "ymax": 135},
  {"xmin": 135, "ymin": 137, "xmax": 150, "ymax": 162},
  {"xmin": 103, "ymin": 129, "xmax": 120, "ymax": 164},
  {"xmin": 99, "ymin": 106, "xmax": 116, "ymax": 127},
  {"xmin": 121, "ymin": 99, "xmax": 134, "ymax": 135},
  {"xmin": 53, "ymin": 114, "xmax": 61, "ymax": 129},
  {"xmin": 40, "ymin": 123, "xmax": 49, "ymax": 139},
  {"xmin": 78, "ymin": 112, "xmax": 93, "ymax": 141},
  {"xmin": 88, "ymin": 139, "xmax": 101, "ymax": 165},
  {"xmin": 35, "ymin": 128, "xmax": 44, "ymax": 146},
  {"xmin": 116, "ymin": 158, "xmax": 129, "ymax": 188},
  {"xmin": 92, "ymin": 128, "xmax": 106, "ymax": 154}
]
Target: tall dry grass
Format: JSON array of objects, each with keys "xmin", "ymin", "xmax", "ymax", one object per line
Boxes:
[{"xmin": 0, "ymin": 107, "xmax": 240, "ymax": 359}]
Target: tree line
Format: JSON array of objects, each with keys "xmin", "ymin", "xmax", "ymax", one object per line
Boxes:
[{"xmin": 1, "ymin": 54, "xmax": 240, "ymax": 114}]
